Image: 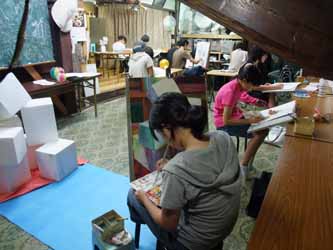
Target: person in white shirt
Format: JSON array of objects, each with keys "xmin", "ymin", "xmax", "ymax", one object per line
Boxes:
[
  {"xmin": 229, "ymin": 41, "xmax": 248, "ymax": 72},
  {"xmin": 128, "ymin": 41, "xmax": 154, "ymax": 78},
  {"xmin": 112, "ymin": 35, "xmax": 127, "ymax": 52}
]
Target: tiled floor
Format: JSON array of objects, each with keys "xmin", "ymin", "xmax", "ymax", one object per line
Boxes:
[{"xmin": 0, "ymin": 97, "xmax": 281, "ymax": 250}]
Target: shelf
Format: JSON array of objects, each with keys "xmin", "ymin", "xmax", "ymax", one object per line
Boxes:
[{"xmin": 181, "ymin": 34, "xmax": 242, "ymax": 40}]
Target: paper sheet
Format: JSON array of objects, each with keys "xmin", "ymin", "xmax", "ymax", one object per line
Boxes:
[
  {"xmin": 33, "ymin": 79, "xmax": 56, "ymax": 86},
  {"xmin": 262, "ymin": 82, "xmax": 302, "ymax": 93}
]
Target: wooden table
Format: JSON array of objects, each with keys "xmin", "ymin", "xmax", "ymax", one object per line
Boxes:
[
  {"xmin": 248, "ymin": 95, "xmax": 333, "ymax": 250},
  {"xmin": 24, "ymin": 74, "xmax": 100, "ymax": 117}
]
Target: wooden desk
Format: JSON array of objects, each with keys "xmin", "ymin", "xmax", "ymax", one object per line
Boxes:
[
  {"xmin": 206, "ymin": 69, "xmax": 238, "ymax": 77},
  {"xmin": 24, "ymin": 74, "xmax": 100, "ymax": 117},
  {"xmin": 248, "ymin": 95, "xmax": 333, "ymax": 250}
]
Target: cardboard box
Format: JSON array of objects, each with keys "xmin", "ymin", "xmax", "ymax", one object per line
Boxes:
[
  {"xmin": 36, "ymin": 139, "xmax": 77, "ymax": 181},
  {"xmin": 0, "ymin": 115, "xmax": 23, "ymax": 128},
  {"xmin": 0, "ymin": 127, "xmax": 27, "ymax": 166},
  {"xmin": 0, "ymin": 73, "xmax": 32, "ymax": 120},
  {"xmin": 0, "ymin": 155, "xmax": 31, "ymax": 194},
  {"xmin": 21, "ymin": 98, "xmax": 58, "ymax": 145}
]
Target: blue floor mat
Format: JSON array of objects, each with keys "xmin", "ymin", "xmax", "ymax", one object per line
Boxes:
[{"xmin": 0, "ymin": 164, "xmax": 156, "ymax": 250}]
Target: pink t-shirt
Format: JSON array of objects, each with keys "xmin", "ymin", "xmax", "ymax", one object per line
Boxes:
[{"xmin": 213, "ymin": 79, "xmax": 258, "ymax": 128}]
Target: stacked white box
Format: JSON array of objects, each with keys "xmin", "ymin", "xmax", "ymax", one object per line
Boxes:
[
  {"xmin": 0, "ymin": 115, "xmax": 23, "ymax": 128},
  {"xmin": 0, "ymin": 73, "xmax": 31, "ymax": 119},
  {"xmin": 0, "ymin": 155, "xmax": 31, "ymax": 194},
  {"xmin": 0, "ymin": 128, "xmax": 27, "ymax": 166},
  {"xmin": 0, "ymin": 128, "xmax": 31, "ymax": 194},
  {"xmin": 21, "ymin": 98, "xmax": 58, "ymax": 145},
  {"xmin": 36, "ymin": 139, "xmax": 77, "ymax": 181},
  {"xmin": 24, "ymin": 135, "xmax": 42, "ymax": 170}
]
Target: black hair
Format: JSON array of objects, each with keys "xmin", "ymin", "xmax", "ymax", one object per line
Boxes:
[
  {"xmin": 141, "ymin": 34, "xmax": 150, "ymax": 43},
  {"xmin": 248, "ymin": 45, "xmax": 266, "ymax": 63},
  {"xmin": 238, "ymin": 63, "xmax": 262, "ymax": 86},
  {"xmin": 149, "ymin": 92, "xmax": 207, "ymax": 141},
  {"xmin": 177, "ymin": 39, "xmax": 189, "ymax": 47},
  {"xmin": 233, "ymin": 41, "xmax": 247, "ymax": 51},
  {"xmin": 144, "ymin": 46, "xmax": 154, "ymax": 59},
  {"xmin": 118, "ymin": 35, "xmax": 127, "ymax": 43}
]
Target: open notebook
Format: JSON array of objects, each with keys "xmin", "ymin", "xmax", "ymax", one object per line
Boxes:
[
  {"xmin": 130, "ymin": 171, "xmax": 162, "ymax": 206},
  {"xmin": 248, "ymin": 101, "xmax": 296, "ymax": 133},
  {"xmin": 262, "ymin": 82, "xmax": 302, "ymax": 93}
]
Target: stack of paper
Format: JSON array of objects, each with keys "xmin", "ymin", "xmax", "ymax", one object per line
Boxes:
[
  {"xmin": 262, "ymin": 82, "xmax": 302, "ymax": 93},
  {"xmin": 248, "ymin": 101, "xmax": 296, "ymax": 132}
]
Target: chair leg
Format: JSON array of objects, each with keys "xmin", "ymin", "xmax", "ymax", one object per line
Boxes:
[
  {"xmin": 135, "ymin": 223, "xmax": 141, "ymax": 249},
  {"xmin": 244, "ymin": 137, "xmax": 248, "ymax": 151},
  {"xmin": 236, "ymin": 136, "xmax": 240, "ymax": 152}
]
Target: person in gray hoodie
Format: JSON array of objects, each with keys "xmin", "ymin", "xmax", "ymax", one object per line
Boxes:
[
  {"xmin": 127, "ymin": 92, "xmax": 241, "ymax": 250},
  {"xmin": 128, "ymin": 41, "xmax": 154, "ymax": 78}
]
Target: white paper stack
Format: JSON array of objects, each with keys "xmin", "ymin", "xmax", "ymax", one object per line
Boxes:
[
  {"xmin": 21, "ymin": 98, "xmax": 58, "ymax": 145},
  {"xmin": 0, "ymin": 73, "xmax": 31, "ymax": 119},
  {"xmin": 36, "ymin": 139, "xmax": 77, "ymax": 181},
  {"xmin": 0, "ymin": 127, "xmax": 31, "ymax": 193},
  {"xmin": 0, "ymin": 115, "xmax": 23, "ymax": 128}
]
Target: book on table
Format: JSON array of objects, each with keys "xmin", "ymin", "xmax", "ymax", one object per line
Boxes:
[
  {"xmin": 262, "ymin": 82, "xmax": 302, "ymax": 93},
  {"xmin": 248, "ymin": 101, "xmax": 296, "ymax": 133},
  {"xmin": 130, "ymin": 171, "xmax": 162, "ymax": 206}
]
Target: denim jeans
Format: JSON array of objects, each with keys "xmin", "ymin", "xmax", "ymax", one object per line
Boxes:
[
  {"xmin": 127, "ymin": 189, "xmax": 188, "ymax": 250},
  {"xmin": 183, "ymin": 66, "xmax": 205, "ymax": 77}
]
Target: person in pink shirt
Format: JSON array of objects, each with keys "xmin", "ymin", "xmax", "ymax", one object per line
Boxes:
[{"xmin": 213, "ymin": 63, "xmax": 268, "ymax": 177}]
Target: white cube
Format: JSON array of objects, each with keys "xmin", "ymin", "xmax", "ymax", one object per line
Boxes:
[
  {"xmin": 36, "ymin": 139, "xmax": 77, "ymax": 181},
  {"xmin": 0, "ymin": 127, "xmax": 27, "ymax": 166},
  {"xmin": 21, "ymin": 98, "xmax": 58, "ymax": 145},
  {"xmin": 0, "ymin": 73, "xmax": 31, "ymax": 119},
  {"xmin": 0, "ymin": 115, "xmax": 23, "ymax": 128},
  {"xmin": 0, "ymin": 155, "xmax": 31, "ymax": 194}
]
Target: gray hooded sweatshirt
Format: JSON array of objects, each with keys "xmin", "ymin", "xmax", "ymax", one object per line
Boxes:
[
  {"xmin": 128, "ymin": 52, "xmax": 154, "ymax": 78},
  {"xmin": 160, "ymin": 131, "xmax": 241, "ymax": 250}
]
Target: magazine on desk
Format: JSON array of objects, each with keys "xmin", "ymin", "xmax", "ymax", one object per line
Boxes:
[
  {"xmin": 130, "ymin": 171, "xmax": 162, "ymax": 206},
  {"xmin": 248, "ymin": 101, "xmax": 296, "ymax": 133},
  {"xmin": 262, "ymin": 82, "xmax": 302, "ymax": 93}
]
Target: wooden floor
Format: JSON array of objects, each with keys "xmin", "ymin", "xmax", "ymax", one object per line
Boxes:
[{"xmin": 99, "ymin": 73, "xmax": 125, "ymax": 93}]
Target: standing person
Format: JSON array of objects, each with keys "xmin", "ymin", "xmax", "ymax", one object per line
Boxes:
[
  {"xmin": 141, "ymin": 34, "xmax": 150, "ymax": 45},
  {"xmin": 112, "ymin": 35, "xmax": 127, "ymax": 52},
  {"xmin": 214, "ymin": 63, "xmax": 269, "ymax": 177},
  {"xmin": 172, "ymin": 39, "xmax": 205, "ymax": 77},
  {"xmin": 128, "ymin": 92, "xmax": 241, "ymax": 250},
  {"xmin": 128, "ymin": 41, "xmax": 154, "ymax": 78},
  {"xmin": 228, "ymin": 41, "xmax": 248, "ymax": 72}
]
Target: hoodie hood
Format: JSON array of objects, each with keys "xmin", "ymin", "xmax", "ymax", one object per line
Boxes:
[
  {"xmin": 163, "ymin": 131, "xmax": 241, "ymax": 195},
  {"xmin": 129, "ymin": 52, "xmax": 147, "ymax": 62}
]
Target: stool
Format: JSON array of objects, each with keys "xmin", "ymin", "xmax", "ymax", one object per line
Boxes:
[
  {"xmin": 135, "ymin": 223, "xmax": 160, "ymax": 250},
  {"xmin": 92, "ymin": 231, "xmax": 135, "ymax": 250}
]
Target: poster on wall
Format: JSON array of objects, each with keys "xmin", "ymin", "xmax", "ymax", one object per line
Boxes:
[{"xmin": 70, "ymin": 9, "xmax": 87, "ymax": 42}]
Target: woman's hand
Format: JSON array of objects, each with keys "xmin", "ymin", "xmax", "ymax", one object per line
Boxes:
[
  {"xmin": 156, "ymin": 158, "xmax": 169, "ymax": 171},
  {"xmin": 135, "ymin": 190, "xmax": 148, "ymax": 204},
  {"xmin": 271, "ymin": 83, "xmax": 284, "ymax": 90},
  {"xmin": 249, "ymin": 116, "xmax": 264, "ymax": 124}
]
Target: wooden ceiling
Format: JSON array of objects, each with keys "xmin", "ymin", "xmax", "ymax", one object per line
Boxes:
[{"xmin": 180, "ymin": 0, "xmax": 333, "ymax": 79}]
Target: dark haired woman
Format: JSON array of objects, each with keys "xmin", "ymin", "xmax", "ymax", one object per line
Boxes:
[
  {"xmin": 247, "ymin": 46, "xmax": 283, "ymax": 107},
  {"xmin": 128, "ymin": 93, "xmax": 241, "ymax": 250},
  {"xmin": 214, "ymin": 63, "xmax": 269, "ymax": 177}
]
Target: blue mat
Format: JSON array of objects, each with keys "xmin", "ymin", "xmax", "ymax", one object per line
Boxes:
[{"xmin": 0, "ymin": 164, "xmax": 156, "ymax": 250}]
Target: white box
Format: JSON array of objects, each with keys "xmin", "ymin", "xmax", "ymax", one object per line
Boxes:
[
  {"xmin": 0, "ymin": 115, "xmax": 23, "ymax": 128},
  {"xmin": 0, "ymin": 127, "xmax": 27, "ymax": 166},
  {"xmin": 21, "ymin": 98, "xmax": 58, "ymax": 145},
  {"xmin": 0, "ymin": 155, "xmax": 31, "ymax": 194},
  {"xmin": 36, "ymin": 139, "xmax": 77, "ymax": 181},
  {"xmin": 0, "ymin": 73, "xmax": 31, "ymax": 119}
]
